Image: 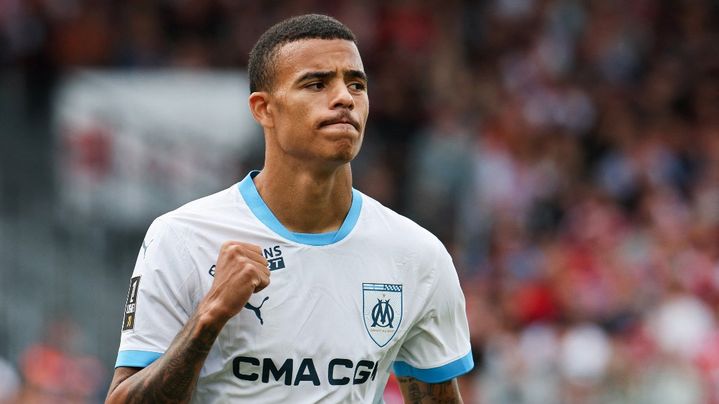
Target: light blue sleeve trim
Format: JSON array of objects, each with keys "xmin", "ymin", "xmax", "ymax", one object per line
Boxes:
[
  {"xmin": 393, "ymin": 351, "xmax": 474, "ymax": 383},
  {"xmin": 238, "ymin": 171, "xmax": 363, "ymax": 246},
  {"xmin": 115, "ymin": 350, "xmax": 163, "ymax": 368}
]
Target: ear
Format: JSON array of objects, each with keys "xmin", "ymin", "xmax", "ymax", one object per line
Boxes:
[{"xmin": 248, "ymin": 92, "xmax": 274, "ymax": 129}]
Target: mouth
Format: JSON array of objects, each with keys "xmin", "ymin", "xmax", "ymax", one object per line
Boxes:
[
  {"xmin": 319, "ymin": 115, "xmax": 360, "ymax": 131},
  {"xmin": 323, "ymin": 122, "xmax": 357, "ymax": 131}
]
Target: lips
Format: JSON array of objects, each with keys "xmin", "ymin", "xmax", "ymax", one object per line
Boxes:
[{"xmin": 319, "ymin": 113, "xmax": 360, "ymax": 131}]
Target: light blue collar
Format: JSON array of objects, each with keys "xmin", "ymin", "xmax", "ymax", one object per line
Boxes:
[{"xmin": 238, "ymin": 171, "xmax": 362, "ymax": 246}]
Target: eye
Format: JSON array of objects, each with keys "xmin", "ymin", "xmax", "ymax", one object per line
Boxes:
[
  {"xmin": 349, "ymin": 82, "xmax": 366, "ymax": 92},
  {"xmin": 306, "ymin": 82, "xmax": 325, "ymax": 90}
]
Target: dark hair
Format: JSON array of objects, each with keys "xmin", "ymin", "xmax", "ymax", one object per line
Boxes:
[{"xmin": 248, "ymin": 14, "xmax": 357, "ymax": 93}]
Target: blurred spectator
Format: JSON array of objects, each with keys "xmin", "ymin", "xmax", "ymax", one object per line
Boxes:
[{"xmin": 18, "ymin": 320, "xmax": 104, "ymax": 403}]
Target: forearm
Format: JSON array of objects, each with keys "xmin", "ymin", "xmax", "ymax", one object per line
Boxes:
[
  {"xmin": 397, "ymin": 377, "xmax": 463, "ymax": 404},
  {"xmin": 106, "ymin": 305, "xmax": 227, "ymax": 404}
]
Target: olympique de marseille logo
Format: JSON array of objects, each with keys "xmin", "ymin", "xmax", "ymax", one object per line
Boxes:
[{"xmin": 363, "ymin": 283, "xmax": 403, "ymax": 347}]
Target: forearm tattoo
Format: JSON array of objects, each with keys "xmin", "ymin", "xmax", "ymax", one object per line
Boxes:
[
  {"xmin": 397, "ymin": 377, "xmax": 462, "ymax": 404},
  {"xmin": 112, "ymin": 312, "xmax": 223, "ymax": 403}
]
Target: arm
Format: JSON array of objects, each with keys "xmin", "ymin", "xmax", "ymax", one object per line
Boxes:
[
  {"xmin": 394, "ymin": 241, "xmax": 472, "ymax": 404},
  {"xmin": 397, "ymin": 377, "xmax": 463, "ymax": 404},
  {"xmin": 106, "ymin": 242, "xmax": 270, "ymax": 404},
  {"xmin": 106, "ymin": 304, "xmax": 225, "ymax": 403}
]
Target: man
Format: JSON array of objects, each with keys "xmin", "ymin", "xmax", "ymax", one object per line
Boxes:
[{"xmin": 106, "ymin": 14, "xmax": 473, "ymax": 403}]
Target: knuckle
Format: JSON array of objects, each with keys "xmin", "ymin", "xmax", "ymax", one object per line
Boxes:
[
  {"xmin": 232, "ymin": 259, "xmax": 250, "ymax": 272},
  {"xmin": 255, "ymin": 280, "xmax": 269, "ymax": 292},
  {"xmin": 241, "ymin": 243, "xmax": 260, "ymax": 254},
  {"xmin": 221, "ymin": 241, "xmax": 236, "ymax": 250},
  {"xmin": 233, "ymin": 250, "xmax": 251, "ymax": 263},
  {"xmin": 244, "ymin": 257, "xmax": 262, "ymax": 273}
]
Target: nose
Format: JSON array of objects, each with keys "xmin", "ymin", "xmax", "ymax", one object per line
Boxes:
[{"xmin": 330, "ymin": 81, "xmax": 354, "ymax": 110}]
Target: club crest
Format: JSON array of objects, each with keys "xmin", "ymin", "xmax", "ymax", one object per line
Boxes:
[{"xmin": 363, "ymin": 283, "xmax": 403, "ymax": 347}]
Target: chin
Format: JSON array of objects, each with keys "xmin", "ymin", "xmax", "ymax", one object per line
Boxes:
[
  {"xmin": 326, "ymin": 144, "xmax": 360, "ymax": 164},
  {"xmin": 325, "ymin": 150, "xmax": 356, "ymax": 164}
]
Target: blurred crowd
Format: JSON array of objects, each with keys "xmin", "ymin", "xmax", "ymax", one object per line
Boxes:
[{"xmin": 2, "ymin": 0, "xmax": 719, "ymax": 403}]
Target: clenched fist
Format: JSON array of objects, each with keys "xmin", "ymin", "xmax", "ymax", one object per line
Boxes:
[{"xmin": 200, "ymin": 241, "xmax": 270, "ymax": 324}]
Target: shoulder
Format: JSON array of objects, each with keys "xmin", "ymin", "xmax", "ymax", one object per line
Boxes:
[
  {"xmin": 357, "ymin": 193, "xmax": 462, "ymax": 316},
  {"xmin": 357, "ymin": 192, "xmax": 447, "ymax": 259},
  {"xmin": 135, "ymin": 184, "xmax": 242, "ymax": 281},
  {"xmin": 164, "ymin": 184, "xmax": 239, "ymax": 221},
  {"xmin": 154, "ymin": 184, "xmax": 243, "ymax": 236}
]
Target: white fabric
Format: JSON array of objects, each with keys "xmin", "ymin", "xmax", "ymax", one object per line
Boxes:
[{"xmin": 116, "ymin": 174, "xmax": 472, "ymax": 403}]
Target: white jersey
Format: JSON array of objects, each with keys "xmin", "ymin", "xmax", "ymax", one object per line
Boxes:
[{"xmin": 115, "ymin": 171, "xmax": 473, "ymax": 403}]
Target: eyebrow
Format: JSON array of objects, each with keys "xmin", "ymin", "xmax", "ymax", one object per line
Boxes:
[
  {"xmin": 295, "ymin": 70, "xmax": 368, "ymax": 84},
  {"xmin": 345, "ymin": 70, "xmax": 368, "ymax": 82}
]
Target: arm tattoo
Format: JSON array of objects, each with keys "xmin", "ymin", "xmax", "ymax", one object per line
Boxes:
[
  {"xmin": 108, "ymin": 311, "xmax": 223, "ymax": 404},
  {"xmin": 397, "ymin": 377, "xmax": 463, "ymax": 404}
]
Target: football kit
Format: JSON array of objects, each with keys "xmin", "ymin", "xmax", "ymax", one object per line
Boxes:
[{"xmin": 115, "ymin": 171, "xmax": 473, "ymax": 403}]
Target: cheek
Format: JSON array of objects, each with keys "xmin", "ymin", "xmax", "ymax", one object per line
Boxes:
[
  {"xmin": 357, "ymin": 96, "xmax": 370, "ymax": 121},
  {"xmin": 272, "ymin": 101, "xmax": 318, "ymax": 151},
  {"xmin": 275, "ymin": 96, "xmax": 315, "ymax": 130}
]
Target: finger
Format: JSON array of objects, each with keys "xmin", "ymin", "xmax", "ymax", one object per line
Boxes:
[
  {"xmin": 237, "ymin": 247, "xmax": 268, "ymax": 267},
  {"xmin": 254, "ymin": 273, "xmax": 270, "ymax": 293},
  {"xmin": 233, "ymin": 242, "xmax": 263, "ymax": 256},
  {"xmin": 220, "ymin": 240, "xmax": 247, "ymax": 251},
  {"xmin": 221, "ymin": 241, "xmax": 263, "ymax": 257},
  {"xmin": 222, "ymin": 243, "xmax": 268, "ymax": 267}
]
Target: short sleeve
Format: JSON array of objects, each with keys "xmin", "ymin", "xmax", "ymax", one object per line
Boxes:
[
  {"xmin": 393, "ymin": 243, "xmax": 474, "ymax": 383},
  {"xmin": 115, "ymin": 218, "xmax": 194, "ymax": 368}
]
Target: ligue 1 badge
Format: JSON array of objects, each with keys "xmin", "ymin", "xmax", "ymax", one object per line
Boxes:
[
  {"xmin": 362, "ymin": 283, "xmax": 403, "ymax": 347},
  {"xmin": 123, "ymin": 276, "xmax": 141, "ymax": 331}
]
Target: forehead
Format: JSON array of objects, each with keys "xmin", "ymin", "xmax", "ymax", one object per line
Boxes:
[{"xmin": 273, "ymin": 39, "xmax": 365, "ymax": 82}]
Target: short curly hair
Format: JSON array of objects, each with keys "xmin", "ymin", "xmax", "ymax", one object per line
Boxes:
[{"xmin": 248, "ymin": 14, "xmax": 357, "ymax": 93}]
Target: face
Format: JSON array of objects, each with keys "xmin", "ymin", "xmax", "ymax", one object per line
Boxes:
[{"xmin": 257, "ymin": 39, "xmax": 369, "ymax": 166}]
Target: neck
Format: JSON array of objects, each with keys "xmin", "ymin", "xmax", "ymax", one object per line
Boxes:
[{"xmin": 253, "ymin": 161, "xmax": 353, "ymax": 234}]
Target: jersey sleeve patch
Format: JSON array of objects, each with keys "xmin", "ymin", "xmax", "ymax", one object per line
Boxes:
[
  {"xmin": 122, "ymin": 276, "xmax": 141, "ymax": 331},
  {"xmin": 115, "ymin": 350, "xmax": 162, "ymax": 368},
  {"xmin": 392, "ymin": 351, "xmax": 474, "ymax": 383}
]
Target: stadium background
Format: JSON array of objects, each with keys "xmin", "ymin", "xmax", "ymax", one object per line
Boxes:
[{"xmin": 1, "ymin": 0, "xmax": 719, "ymax": 402}]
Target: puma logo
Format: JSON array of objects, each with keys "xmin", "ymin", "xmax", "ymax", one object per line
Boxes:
[
  {"xmin": 142, "ymin": 239, "xmax": 154, "ymax": 259},
  {"xmin": 244, "ymin": 297, "xmax": 269, "ymax": 325}
]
